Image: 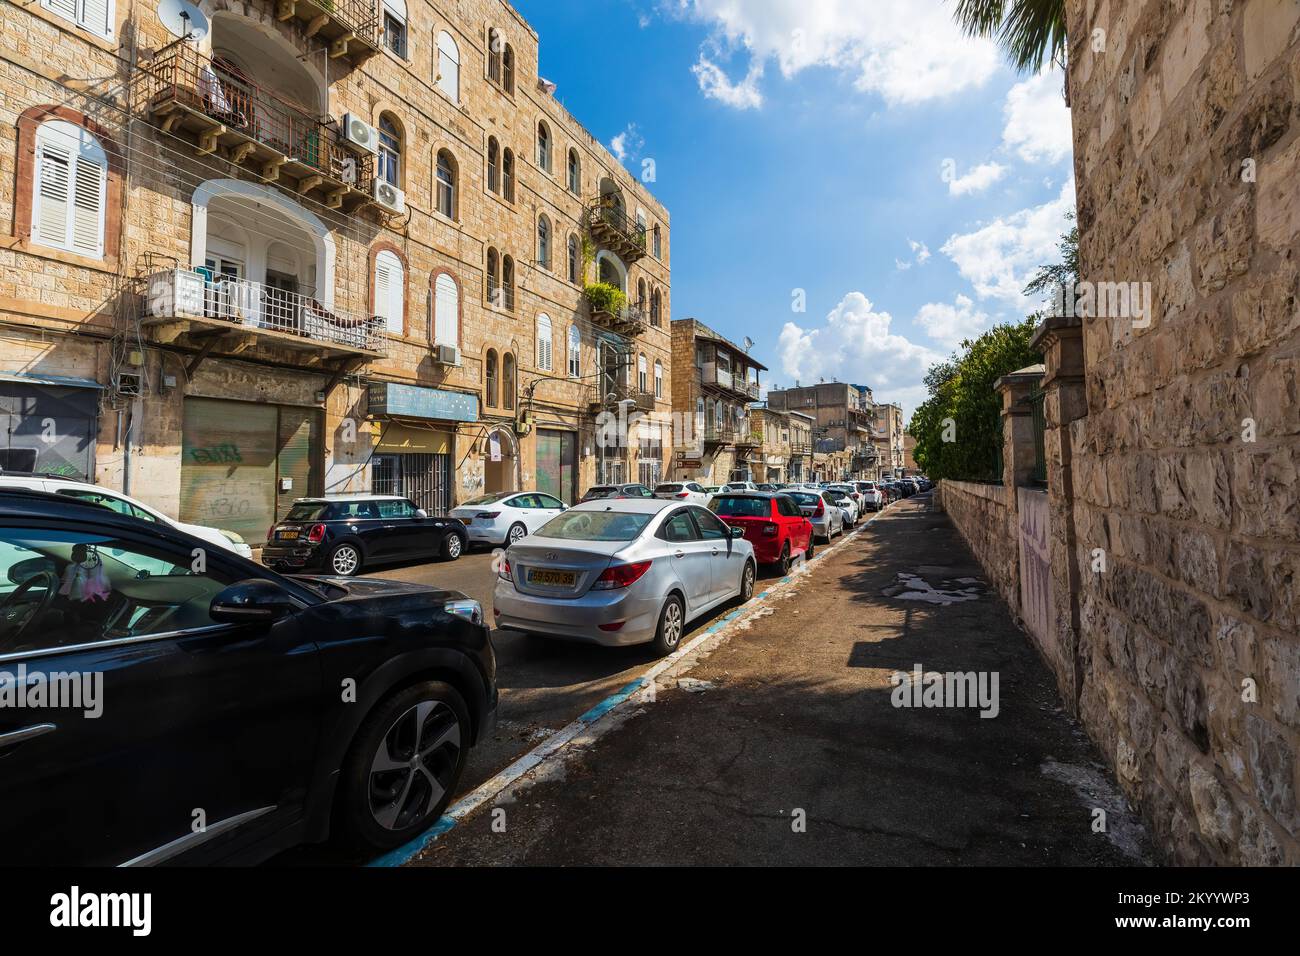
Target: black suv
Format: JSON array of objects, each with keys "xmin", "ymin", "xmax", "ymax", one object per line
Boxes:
[
  {"xmin": 0, "ymin": 490, "xmax": 496, "ymax": 865},
  {"xmin": 264, "ymin": 495, "xmax": 469, "ymax": 577}
]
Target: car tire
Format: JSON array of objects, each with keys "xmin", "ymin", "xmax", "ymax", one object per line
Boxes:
[
  {"xmin": 777, "ymin": 543, "xmax": 792, "ymax": 576},
  {"xmin": 327, "ymin": 542, "xmax": 364, "ymax": 577},
  {"xmin": 441, "ymin": 533, "xmax": 465, "ymax": 561},
  {"xmin": 335, "ymin": 680, "xmax": 470, "ymax": 853},
  {"xmin": 739, "ymin": 560, "xmax": 756, "ymax": 603},
  {"xmin": 650, "ymin": 593, "xmax": 685, "ymax": 657},
  {"xmin": 805, "ymin": 538, "xmax": 816, "ymax": 561},
  {"xmin": 506, "ymin": 522, "xmax": 528, "ymax": 546}
]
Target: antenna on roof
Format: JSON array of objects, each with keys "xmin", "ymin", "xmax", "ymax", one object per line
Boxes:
[{"xmin": 743, "ymin": 336, "xmax": 754, "ymax": 352}]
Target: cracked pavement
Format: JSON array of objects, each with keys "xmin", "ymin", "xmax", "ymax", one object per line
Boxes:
[{"xmin": 412, "ymin": 495, "xmax": 1153, "ymax": 866}]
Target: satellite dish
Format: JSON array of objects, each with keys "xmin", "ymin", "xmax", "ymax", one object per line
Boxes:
[
  {"xmin": 743, "ymin": 336, "xmax": 754, "ymax": 352},
  {"xmin": 158, "ymin": 0, "xmax": 209, "ymax": 41}
]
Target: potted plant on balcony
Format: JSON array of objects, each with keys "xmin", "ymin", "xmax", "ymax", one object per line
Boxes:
[{"xmin": 583, "ymin": 282, "xmax": 628, "ymax": 318}]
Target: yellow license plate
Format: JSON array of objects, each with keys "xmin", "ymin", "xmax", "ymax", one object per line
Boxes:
[
  {"xmin": 527, "ymin": 569, "xmax": 576, "ymax": 587},
  {"xmin": 278, "ymin": 530, "xmax": 300, "ymax": 540}
]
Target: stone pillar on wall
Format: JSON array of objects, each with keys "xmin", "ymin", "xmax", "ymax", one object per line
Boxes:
[
  {"xmin": 1030, "ymin": 315, "xmax": 1088, "ymax": 711},
  {"xmin": 994, "ymin": 365, "xmax": 1045, "ymax": 490}
]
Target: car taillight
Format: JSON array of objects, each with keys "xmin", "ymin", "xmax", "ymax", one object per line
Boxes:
[
  {"xmin": 477, "ymin": 511, "xmax": 501, "ymax": 519},
  {"xmin": 675, "ymin": 491, "xmax": 690, "ymax": 498},
  {"xmin": 307, "ymin": 524, "xmax": 326, "ymax": 543},
  {"xmin": 267, "ymin": 526, "xmax": 276, "ymax": 542},
  {"xmin": 813, "ymin": 501, "xmax": 825, "ymax": 517},
  {"xmin": 762, "ymin": 523, "xmax": 779, "ymax": 536},
  {"xmin": 592, "ymin": 560, "xmax": 652, "ymax": 590},
  {"xmin": 497, "ymin": 557, "xmax": 512, "ymax": 582}
]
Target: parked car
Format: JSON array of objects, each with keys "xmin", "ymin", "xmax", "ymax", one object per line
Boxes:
[
  {"xmin": 493, "ymin": 498, "xmax": 757, "ymax": 656},
  {"xmin": 0, "ymin": 489, "xmax": 497, "ymax": 864},
  {"xmin": 652, "ymin": 481, "xmax": 712, "ymax": 505},
  {"xmin": 854, "ymin": 481, "xmax": 884, "ymax": 511},
  {"xmin": 826, "ymin": 484, "xmax": 861, "ymax": 525},
  {"xmin": 0, "ymin": 472, "xmax": 253, "ymax": 558},
  {"xmin": 710, "ymin": 491, "xmax": 814, "ymax": 574},
  {"xmin": 784, "ymin": 490, "xmax": 846, "ymax": 542},
  {"xmin": 262, "ymin": 495, "xmax": 468, "ymax": 576},
  {"xmin": 755, "ymin": 483, "xmax": 779, "ymax": 492},
  {"xmin": 703, "ymin": 486, "xmax": 723, "ymax": 495},
  {"xmin": 720, "ymin": 481, "xmax": 760, "ymax": 493},
  {"xmin": 449, "ymin": 491, "xmax": 566, "ymax": 547},
  {"xmin": 580, "ymin": 484, "xmax": 656, "ymax": 502}
]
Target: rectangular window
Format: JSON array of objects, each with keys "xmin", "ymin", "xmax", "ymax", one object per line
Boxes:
[
  {"xmin": 42, "ymin": 0, "xmax": 112, "ymax": 38},
  {"xmin": 384, "ymin": 13, "xmax": 407, "ymax": 57}
]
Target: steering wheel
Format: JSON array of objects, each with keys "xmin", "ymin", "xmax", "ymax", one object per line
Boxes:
[{"xmin": 0, "ymin": 570, "xmax": 59, "ymax": 651}]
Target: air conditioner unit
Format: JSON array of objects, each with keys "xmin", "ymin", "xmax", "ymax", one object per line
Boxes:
[
  {"xmin": 341, "ymin": 114, "xmax": 378, "ymax": 155},
  {"xmin": 433, "ymin": 344, "xmax": 459, "ymax": 366},
  {"xmin": 372, "ymin": 178, "xmax": 406, "ymax": 214}
]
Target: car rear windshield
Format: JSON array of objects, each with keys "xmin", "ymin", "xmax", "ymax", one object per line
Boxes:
[
  {"xmin": 536, "ymin": 510, "xmax": 652, "ymax": 541},
  {"xmin": 582, "ymin": 487, "xmax": 618, "ymax": 498},
  {"xmin": 463, "ymin": 492, "xmax": 513, "ymax": 507},
  {"xmin": 285, "ymin": 503, "xmax": 330, "ymax": 521},
  {"xmin": 787, "ymin": 492, "xmax": 820, "ymax": 507},
  {"xmin": 710, "ymin": 496, "xmax": 768, "ymax": 518},
  {"xmin": 654, "ymin": 484, "xmax": 683, "ymax": 494}
]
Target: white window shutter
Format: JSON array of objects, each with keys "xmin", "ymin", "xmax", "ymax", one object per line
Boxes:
[
  {"xmin": 434, "ymin": 273, "xmax": 458, "ymax": 346},
  {"xmin": 80, "ymin": 0, "xmax": 112, "ymax": 37},
  {"xmin": 71, "ymin": 154, "xmax": 106, "ymax": 256},
  {"xmin": 437, "ymin": 32, "xmax": 460, "ymax": 102},
  {"xmin": 44, "ymin": 0, "xmax": 78, "ymax": 21},
  {"xmin": 35, "ymin": 141, "xmax": 72, "ymax": 249}
]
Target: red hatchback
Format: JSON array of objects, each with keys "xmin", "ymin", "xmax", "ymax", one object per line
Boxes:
[{"xmin": 710, "ymin": 492, "xmax": 815, "ymax": 574}]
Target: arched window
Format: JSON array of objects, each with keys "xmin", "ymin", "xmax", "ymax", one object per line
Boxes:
[
  {"xmin": 537, "ymin": 214, "xmax": 550, "ymax": 269},
  {"xmin": 537, "ymin": 121, "xmax": 551, "ymax": 172},
  {"xmin": 502, "ymin": 148, "xmax": 515, "ymax": 202},
  {"xmin": 435, "ymin": 149, "xmax": 456, "ymax": 218},
  {"xmin": 502, "ymin": 254, "xmax": 515, "ymax": 311},
  {"xmin": 654, "ymin": 360, "xmax": 663, "ymax": 399},
  {"xmin": 650, "ymin": 287, "xmax": 662, "ymax": 327},
  {"xmin": 433, "ymin": 272, "xmax": 459, "ymax": 347},
  {"xmin": 378, "ymin": 114, "xmax": 401, "ymax": 187},
  {"xmin": 487, "ymin": 137, "xmax": 499, "ymax": 194},
  {"xmin": 636, "ymin": 279, "xmax": 647, "ymax": 314},
  {"xmin": 373, "ymin": 248, "xmax": 405, "ymax": 335},
  {"xmin": 502, "ymin": 353, "xmax": 516, "ymax": 410},
  {"xmin": 487, "ymin": 28, "xmax": 502, "ymax": 84},
  {"xmin": 536, "ymin": 314, "xmax": 553, "ymax": 371},
  {"xmin": 567, "ymin": 325, "xmax": 581, "ymax": 378},
  {"xmin": 653, "ymin": 224, "xmax": 662, "ymax": 258},
  {"xmin": 637, "ymin": 354, "xmax": 648, "ymax": 394},
  {"xmin": 503, "ymin": 44, "xmax": 516, "ymax": 94},
  {"xmin": 32, "ymin": 120, "xmax": 108, "ymax": 257},
  {"xmin": 486, "ymin": 247, "xmax": 500, "ymax": 306},
  {"xmin": 485, "ymin": 349, "xmax": 498, "ymax": 408},
  {"xmin": 567, "ymin": 148, "xmax": 581, "ymax": 195},
  {"xmin": 42, "ymin": 0, "xmax": 113, "ymax": 37},
  {"xmin": 567, "ymin": 234, "xmax": 579, "ymax": 284},
  {"xmin": 436, "ymin": 31, "xmax": 460, "ymax": 102},
  {"xmin": 382, "ymin": 0, "xmax": 408, "ymax": 57}
]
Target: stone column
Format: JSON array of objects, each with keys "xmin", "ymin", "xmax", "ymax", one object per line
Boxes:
[
  {"xmin": 1030, "ymin": 315, "xmax": 1088, "ymax": 711},
  {"xmin": 994, "ymin": 365, "xmax": 1045, "ymax": 490}
]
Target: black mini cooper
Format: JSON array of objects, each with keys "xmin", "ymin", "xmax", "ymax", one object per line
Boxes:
[
  {"xmin": 0, "ymin": 491, "xmax": 496, "ymax": 865},
  {"xmin": 263, "ymin": 495, "xmax": 469, "ymax": 576}
]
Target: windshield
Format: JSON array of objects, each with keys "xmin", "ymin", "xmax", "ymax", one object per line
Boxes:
[
  {"xmin": 710, "ymin": 496, "xmax": 768, "ymax": 518},
  {"xmin": 654, "ymin": 484, "xmax": 683, "ymax": 494},
  {"xmin": 535, "ymin": 510, "xmax": 653, "ymax": 541},
  {"xmin": 286, "ymin": 503, "xmax": 330, "ymax": 522},
  {"xmin": 462, "ymin": 492, "xmax": 514, "ymax": 507},
  {"xmin": 582, "ymin": 487, "xmax": 618, "ymax": 498},
  {"xmin": 788, "ymin": 492, "xmax": 820, "ymax": 507}
]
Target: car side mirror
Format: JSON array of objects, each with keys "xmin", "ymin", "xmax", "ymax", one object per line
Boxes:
[
  {"xmin": 415, "ymin": 508, "xmax": 429, "ymax": 519},
  {"xmin": 210, "ymin": 579, "xmax": 297, "ymax": 625},
  {"xmin": 731, "ymin": 526, "xmax": 745, "ymax": 539}
]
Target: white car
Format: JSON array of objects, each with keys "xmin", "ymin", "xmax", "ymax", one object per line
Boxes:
[
  {"xmin": 720, "ymin": 481, "xmax": 759, "ymax": 493},
  {"xmin": 0, "ymin": 474, "xmax": 253, "ymax": 557},
  {"xmin": 449, "ymin": 490, "xmax": 567, "ymax": 547},
  {"xmin": 826, "ymin": 485, "xmax": 861, "ymax": 525},
  {"xmin": 854, "ymin": 481, "xmax": 884, "ymax": 511},
  {"xmin": 652, "ymin": 481, "xmax": 711, "ymax": 505}
]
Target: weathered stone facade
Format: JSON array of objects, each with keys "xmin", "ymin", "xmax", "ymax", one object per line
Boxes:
[
  {"xmin": 1063, "ymin": 0, "xmax": 1299, "ymax": 864},
  {"xmin": 1, "ymin": 0, "xmax": 670, "ymax": 526}
]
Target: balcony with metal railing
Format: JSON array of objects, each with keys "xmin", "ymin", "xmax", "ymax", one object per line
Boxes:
[
  {"xmin": 273, "ymin": 0, "xmax": 381, "ymax": 65},
  {"xmin": 588, "ymin": 380, "xmax": 655, "ymax": 413},
  {"xmin": 136, "ymin": 45, "xmax": 375, "ymax": 211},
  {"xmin": 703, "ymin": 422, "xmax": 737, "ymax": 444},
  {"xmin": 587, "ymin": 301, "xmax": 647, "ymax": 337},
  {"xmin": 142, "ymin": 269, "xmax": 385, "ymax": 359},
  {"xmin": 586, "ymin": 202, "xmax": 648, "ymax": 263}
]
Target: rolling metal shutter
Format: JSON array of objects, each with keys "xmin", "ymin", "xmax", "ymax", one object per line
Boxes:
[{"xmin": 0, "ymin": 381, "xmax": 98, "ymax": 479}]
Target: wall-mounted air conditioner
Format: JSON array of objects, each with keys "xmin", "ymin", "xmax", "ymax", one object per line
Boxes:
[
  {"xmin": 341, "ymin": 114, "xmax": 378, "ymax": 155},
  {"xmin": 373, "ymin": 178, "xmax": 406, "ymax": 214},
  {"xmin": 433, "ymin": 344, "xmax": 460, "ymax": 366}
]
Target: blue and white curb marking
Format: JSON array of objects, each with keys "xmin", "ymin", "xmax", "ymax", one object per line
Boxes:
[{"xmin": 369, "ymin": 505, "xmax": 891, "ymax": 866}]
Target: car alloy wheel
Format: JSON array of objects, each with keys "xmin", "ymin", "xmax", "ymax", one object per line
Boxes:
[
  {"xmin": 507, "ymin": 523, "xmax": 527, "ymax": 545},
  {"xmin": 368, "ymin": 698, "xmax": 462, "ymax": 832},
  {"xmin": 443, "ymin": 534, "xmax": 463, "ymax": 560},
  {"xmin": 778, "ymin": 544, "xmax": 792, "ymax": 575},
  {"xmin": 330, "ymin": 544, "xmax": 362, "ymax": 576},
  {"xmin": 652, "ymin": 594, "xmax": 685, "ymax": 656},
  {"xmin": 740, "ymin": 561, "xmax": 755, "ymax": 601}
]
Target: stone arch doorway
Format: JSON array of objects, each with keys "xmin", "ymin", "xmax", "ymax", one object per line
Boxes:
[{"xmin": 484, "ymin": 426, "xmax": 519, "ymax": 495}]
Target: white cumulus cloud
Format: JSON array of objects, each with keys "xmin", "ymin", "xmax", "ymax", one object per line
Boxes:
[
  {"xmin": 940, "ymin": 179, "xmax": 1076, "ymax": 308},
  {"xmin": 610, "ymin": 123, "xmax": 645, "ymax": 162},
  {"xmin": 948, "ymin": 161, "xmax": 1009, "ymax": 196},
  {"xmin": 915, "ymin": 294, "xmax": 994, "ymax": 349},
  {"xmin": 1002, "ymin": 69, "xmax": 1073, "ymax": 164},
  {"xmin": 691, "ymin": 55, "xmax": 764, "ymax": 109},
  {"xmin": 673, "ymin": 0, "xmax": 1000, "ymax": 107}
]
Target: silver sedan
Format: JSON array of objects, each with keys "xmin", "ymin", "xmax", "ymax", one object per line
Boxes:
[
  {"xmin": 784, "ymin": 490, "xmax": 846, "ymax": 542},
  {"xmin": 492, "ymin": 498, "xmax": 757, "ymax": 655}
]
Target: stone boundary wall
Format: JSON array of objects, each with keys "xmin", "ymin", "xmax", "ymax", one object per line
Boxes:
[{"xmin": 934, "ymin": 481, "xmax": 1020, "ymax": 613}]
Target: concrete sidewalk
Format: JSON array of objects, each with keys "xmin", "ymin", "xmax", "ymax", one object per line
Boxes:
[{"xmin": 413, "ymin": 496, "xmax": 1152, "ymax": 866}]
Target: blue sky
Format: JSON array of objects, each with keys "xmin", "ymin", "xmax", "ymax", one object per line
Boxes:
[{"xmin": 513, "ymin": 0, "xmax": 1076, "ymax": 418}]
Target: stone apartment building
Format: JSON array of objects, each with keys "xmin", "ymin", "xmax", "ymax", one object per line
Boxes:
[
  {"xmin": 938, "ymin": 0, "xmax": 1300, "ymax": 864},
  {"xmin": 0, "ymin": 0, "xmax": 670, "ymax": 543},
  {"xmin": 668, "ymin": 317, "xmax": 765, "ymax": 484},
  {"xmin": 747, "ymin": 405, "xmax": 813, "ymax": 485},
  {"xmin": 874, "ymin": 401, "xmax": 905, "ymax": 477},
  {"xmin": 767, "ymin": 381, "xmax": 877, "ymax": 481}
]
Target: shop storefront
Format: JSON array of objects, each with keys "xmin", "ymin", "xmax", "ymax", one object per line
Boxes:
[
  {"xmin": 179, "ymin": 396, "xmax": 322, "ymax": 542},
  {"xmin": 367, "ymin": 381, "xmax": 478, "ymax": 513},
  {"xmin": 535, "ymin": 428, "xmax": 578, "ymax": 504},
  {"xmin": 0, "ymin": 374, "xmax": 101, "ymax": 479}
]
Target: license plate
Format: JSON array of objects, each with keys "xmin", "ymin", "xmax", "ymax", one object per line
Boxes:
[
  {"xmin": 527, "ymin": 569, "xmax": 576, "ymax": 587},
  {"xmin": 278, "ymin": 530, "xmax": 300, "ymax": 540}
]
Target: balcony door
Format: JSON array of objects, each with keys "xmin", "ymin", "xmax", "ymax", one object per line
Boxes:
[{"xmin": 263, "ymin": 271, "xmax": 298, "ymax": 335}]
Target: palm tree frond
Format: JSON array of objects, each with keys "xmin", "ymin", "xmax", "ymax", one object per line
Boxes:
[{"xmin": 949, "ymin": 0, "xmax": 1067, "ymax": 75}]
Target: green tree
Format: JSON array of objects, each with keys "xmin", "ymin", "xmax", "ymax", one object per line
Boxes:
[
  {"xmin": 950, "ymin": 0, "xmax": 1068, "ymax": 74},
  {"xmin": 1023, "ymin": 211, "xmax": 1079, "ymax": 302}
]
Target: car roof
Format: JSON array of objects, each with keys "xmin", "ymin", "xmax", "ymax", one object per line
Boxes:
[
  {"xmin": 570, "ymin": 497, "xmax": 677, "ymax": 514},
  {"xmin": 0, "ymin": 488, "xmax": 194, "ymax": 540},
  {"xmin": 293, "ymin": 494, "xmax": 408, "ymax": 503}
]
